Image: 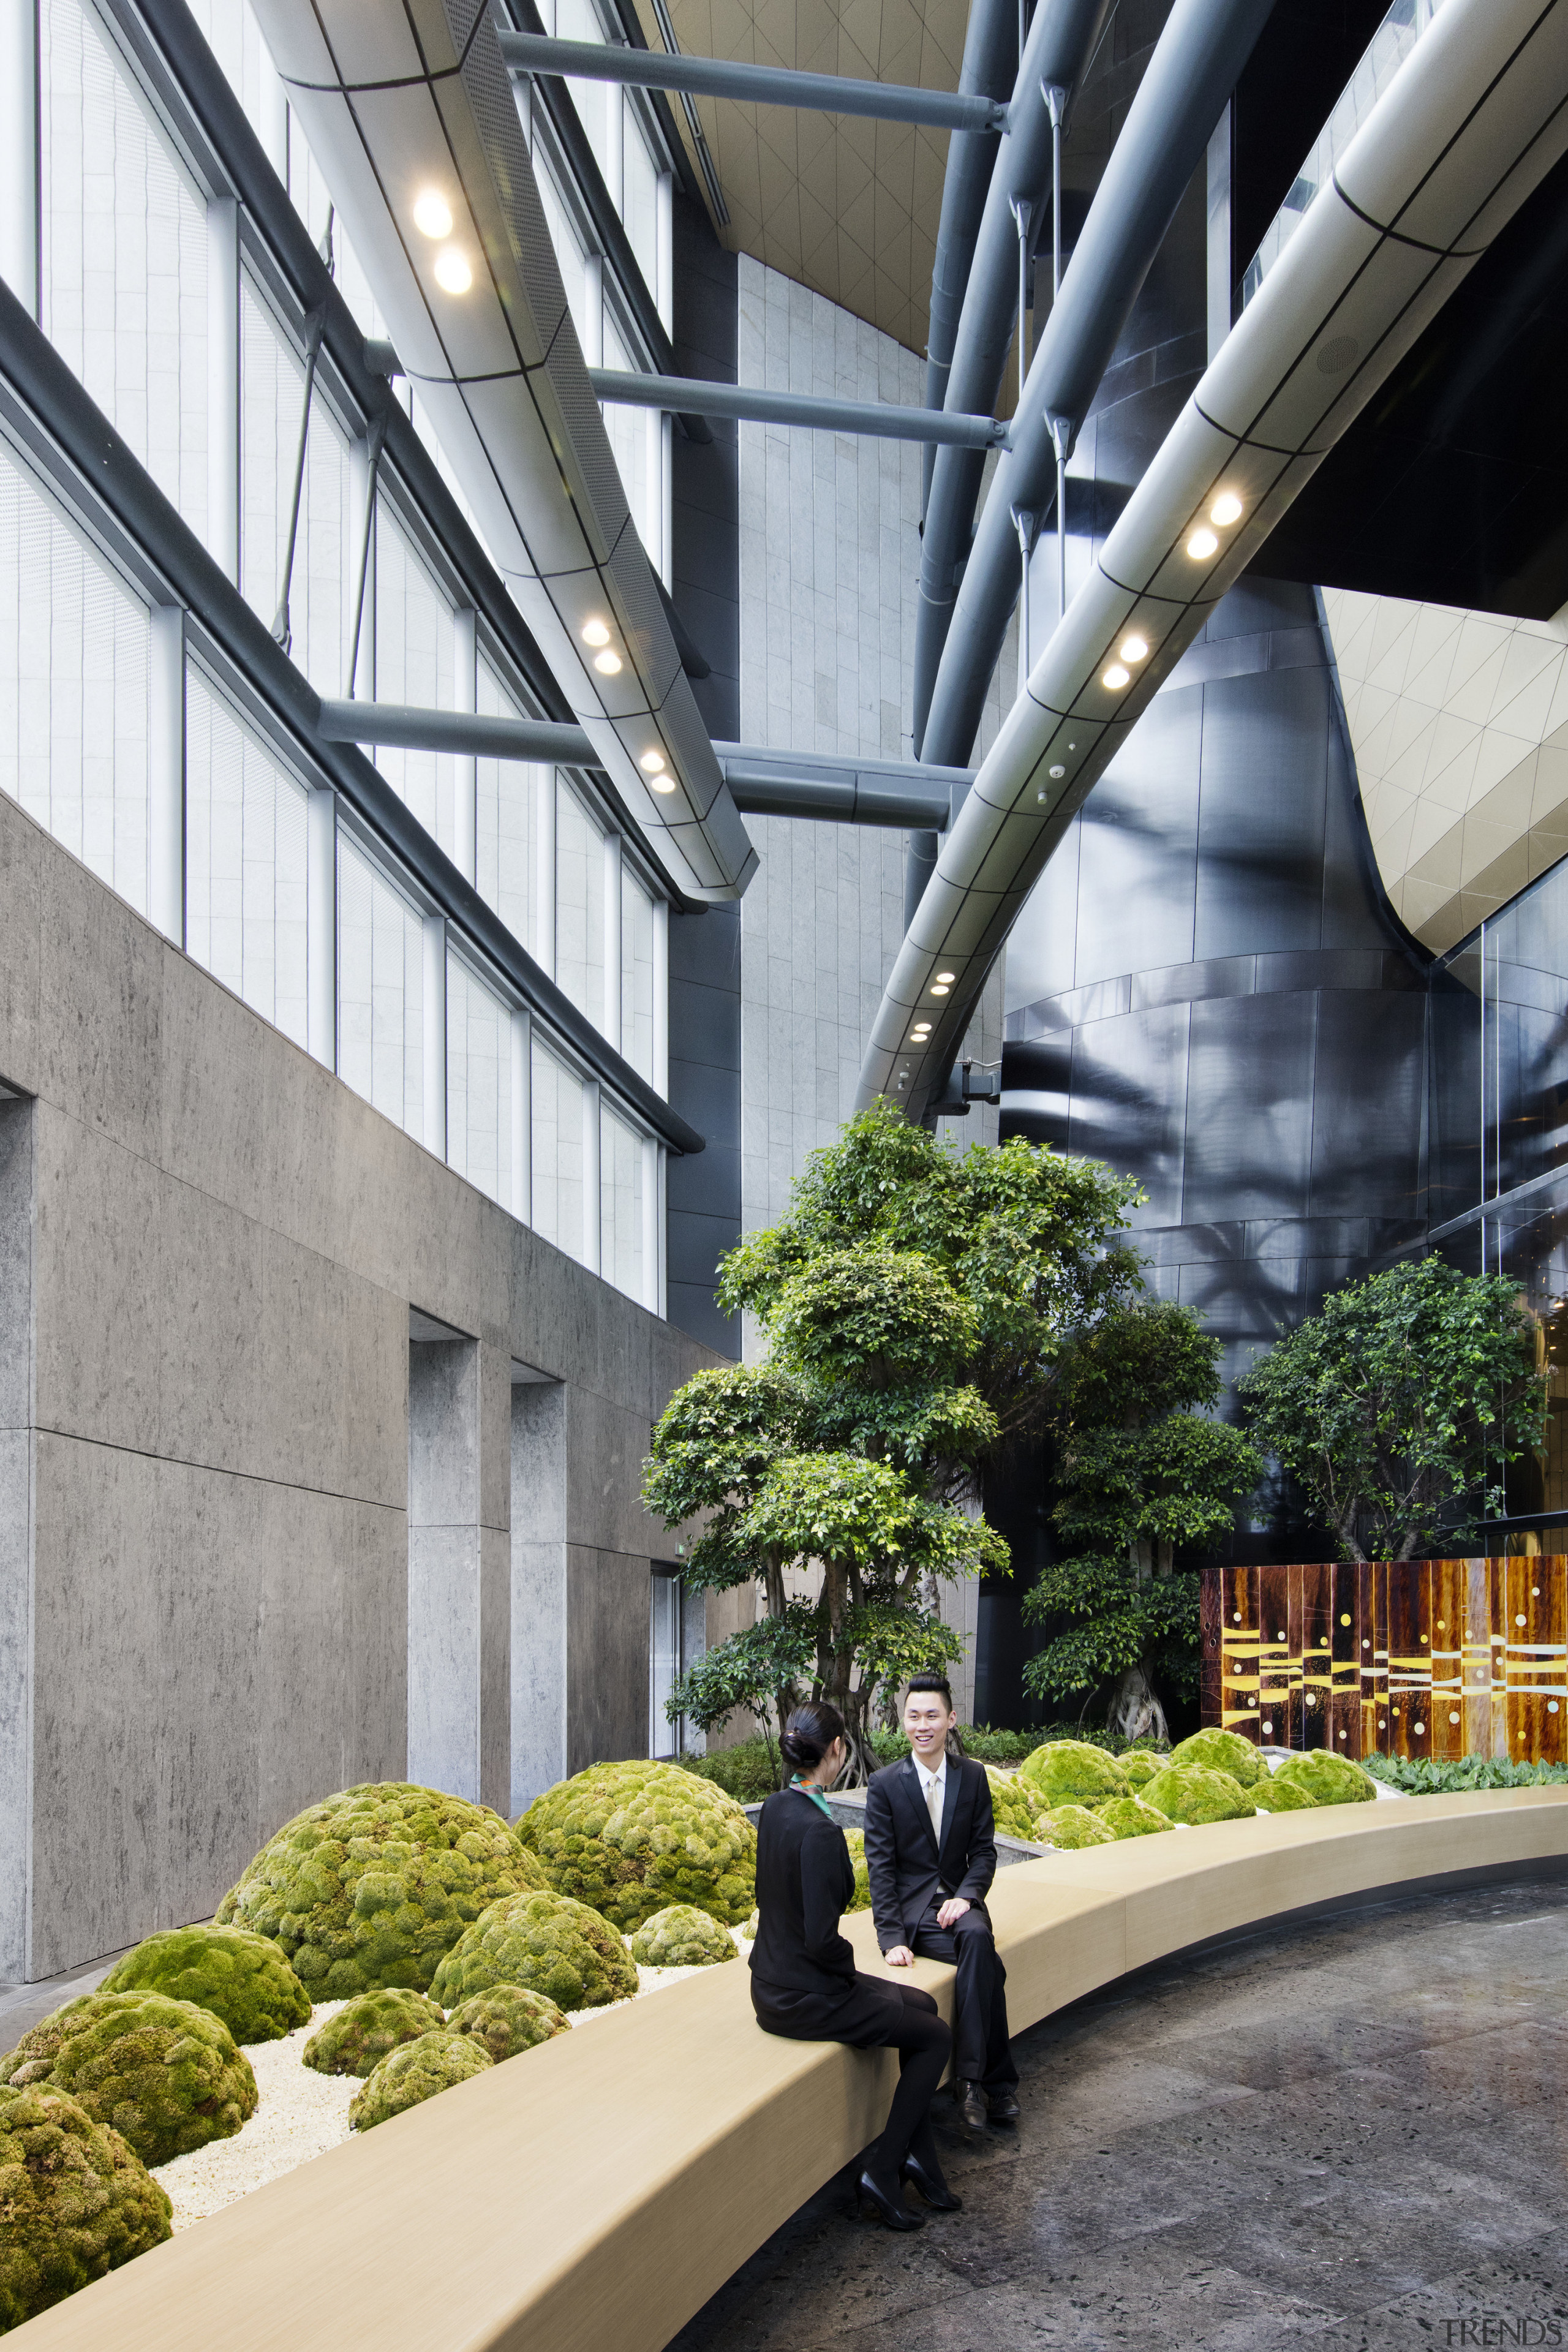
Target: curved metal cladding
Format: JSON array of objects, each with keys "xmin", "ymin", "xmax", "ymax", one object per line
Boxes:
[
  {"xmin": 918, "ymin": 0, "xmax": 1280, "ymax": 773},
  {"xmin": 246, "ymin": 0, "xmax": 757, "ymax": 903},
  {"xmin": 912, "ymin": 0, "xmax": 1112, "ymax": 752},
  {"xmin": 1002, "ymin": 576, "xmax": 1428, "ymax": 1393},
  {"xmin": 859, "ymin": 0, "xmax": 1568, "ymax": 1129}
]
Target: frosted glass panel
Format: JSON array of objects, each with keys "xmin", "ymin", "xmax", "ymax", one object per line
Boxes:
[
  {"xmin": 620, "ymin": 868, "xmax": 655, "ymax": 1084},
  {"xmin": 600, "ymin": 1104, "xmax": 644, "ymax": 1302},
  {"xmin": 535, "ymin": 161, "xmax": 590, "ymax": 348},
  {"xmin": 181, "ymin": 0, "xmax": 280, "ymax": 165},
  {"xmin": 40, "ymin": 0, "xmax": 208, "ymax": 541},
  {"xmin": 185, "ymin": 671, "xmax": 309, "ymax": 1046},
  {"xmin": 0, "ymin": 440, "xmax": 149, "ymax": 912},
  {"xmin": 556, "ymin": 0, "xmax": 608, "ymax": 183},
  {"xmin": 556, "ymin": 777, "xmax": 605, "ymax": 1032},
  {"xmin": 240, "ymin": 276, "xmax": 353, "ymax": 695},
  {"xmin": 337, "ymin": 835, "xmax": 423, "ymax": 1134},
  {"xmin": 601, "ymin": 314, "xmax": 654, "ymax": 552},
  {"xmin": 474, "ymin": 657, "xmax": 540, "ymax": 955},
  {"xmin": 447, "ymin": 955, "xmax": 511, "ymax": 1210},
  {"xmin": 374, "ymin": 508, "xmax": 454, "ymax": 853},
  {"xmin": 532, "ymin": 1039, "xmax": 585, "ymax": 1262},
  {"xmin": 623, "ymin": 110, "xmax": 660, "ymax": 298},
  {"xmin": 285, "ymin": 119, "xmax": 387, "ymax": 340}
]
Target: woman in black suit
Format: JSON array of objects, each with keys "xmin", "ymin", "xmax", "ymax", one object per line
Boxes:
[{"xmin": 750, "ymin": 1700, "xmax": 959, "ymax": 2231}]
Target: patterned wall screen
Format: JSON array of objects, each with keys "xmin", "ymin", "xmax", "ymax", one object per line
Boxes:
[{"xmin": 1202, "ymin": 1561, "xmax": 1568, "ymax": 1763}]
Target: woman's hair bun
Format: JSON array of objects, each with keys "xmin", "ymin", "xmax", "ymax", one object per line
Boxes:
[{"xmin": 780, "ymin": 1700, "xmax": 846, "ymax": 1773}]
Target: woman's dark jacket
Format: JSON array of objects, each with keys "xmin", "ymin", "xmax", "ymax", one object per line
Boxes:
[{"xmin": 749, "ymin": 1787, "xmax": 856, "ymax": 1994}]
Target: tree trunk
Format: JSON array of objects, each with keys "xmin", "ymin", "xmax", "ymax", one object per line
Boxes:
[{"xmin": 1106, "ymin": 1662, "xmax": 1168, "ymax": 1744}]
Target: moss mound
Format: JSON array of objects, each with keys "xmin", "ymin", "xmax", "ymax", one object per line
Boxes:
[
  {"xmin": 349, "ymin": 2031, "xmax": 491, "ymax": 2132},
  {"xmin": 446, "ymin": 1986, "xmax": 570, "ymax": 2064},
  {"xmin": 1099, "ymin": 1794, "xmax": 1177, "ymax": 1839},
  {"xmin": 301, "ymin": 1988, "xmax": 445, "ymax": 2079},
  {"xmin": 1033, "ymin": 1803, "xmax": 1116, "ymax": 1849},
  {"xmin": 983, "ymin": 1766, "xmax": 1039, "ymax": 1840},
  {"xmin": 842, "ymin": 1827, "xmax": 872, "ymax": 1913},
  {"xmin": 1272, "ymin": 1751, "xmax": 1378, "ymax": 1806},
  {"xmin": 1250, "ymin": 1774, "xmax": 1319, "ymax": 1813},
  {"xmin": 0, "ymin": 1993, "xmax": 256, "ymax": 2167},
  {"xmin": 216, "ymin": 1781, "xmax": 548, "ymax": 1997},
  {"xmin": 1018, "ymin": 1740, "xmax": 1128, "ymax": 1811},
  {"xmin": 1142, "ymin": 1764, "xmax": 1256, "ymax": 1825},
  {"xmin": 514, "ymin": 1760, "xmax": 756, "ymax": 1932},
  {"xmin": 1168, "ymin": 1729, "xmax": 1267, "ymax": 1789},
  {"xmin": 743, "ymin": 1908, "xmax": 760, "ymax": 1940},
  {"xmin": 429, "ymin": 1890, "xmax": 637, "ymax": 2012},
  {"xmin": 0, "ymin": 2086, "xmax": 172, "ymax": 2331},
  {"xmin": 628, "ymin": 1904, "xmax": 738, "ymax": 1968},
  {"xmin": 99, "ymin": 1924, "xmax": 311, "ymax": 2046},
  {"xmin": 1118, "ymin": 1751, "xmax": 1166, "ymax": 1792}
]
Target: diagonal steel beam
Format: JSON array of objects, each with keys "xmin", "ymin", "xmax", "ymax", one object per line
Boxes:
[{"xmin": 587, "ymin": 368, "xmax": 1007, "ymax": 449}]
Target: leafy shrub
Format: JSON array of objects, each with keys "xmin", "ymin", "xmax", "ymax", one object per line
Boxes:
[
  {"xmin": 301, "ymin": 1989, "xmax": 445, "ymax": 2079},
  {"xmin": 1019, "ymin": 1740, "xmax": 1128, "ymax": 1810},
  {"xmin": 446, "ymin": 1986, "xmax": 570, "ymax": 2064},
  {"xmin": 0, "ymin": 1993, "xmax": 257, "ymax": 2166},
  {"xmin": 0, "ymin": 2086, "xmax": 171, "ymax": 2331},
  {"xmin": 1272, "ymin": 1752, "xmax": 1376, "ymax": 1806},
  {"xmin": 1032, "ymin": 1803, "xmax": 1115, "ymax": 1849},
  {"xmin": 1099, "ymin": 1794, "xmax": 1176, "ymax": 1839},
  {"xmin": 349, "ymin": 2031, "xmax": 491, "ymax": 2132},
  {"xmin": 677, "ymin": 1744, "xmax": 778, "ymax": 1804},
  {"xmin": 1167, "ymin": 1729, "xmax": 1266, "ymax": 1789},
  {"xmin": 1141, "ymin": 1765, "xmax": 1255, "ymax": 1825},
  {"xmin": 100, "ymin": 1924, "xmax": 311, "ymax": 2045},
  {"xmin": 429, "ymin": 1890, "xmax": 637, "ymax": 2012},
  {"xmin": 216, "ymin": 1782, "xmax": 547, "ymax": 1997},
  {"xmin": 515, "ymin": 1759, "xmax": 755, "ymax": 1932},
  {"xmin": 1250, "ymin": 1774, "xmax": 1319, "ymax": 1813},
  {"xmin": 628, "ymin": 1905, "xmax": 737, "ymax": 1968},
  {"xmin": 1361, "ymin": 1752, "xmax": 1568, "ymax": 1795}
]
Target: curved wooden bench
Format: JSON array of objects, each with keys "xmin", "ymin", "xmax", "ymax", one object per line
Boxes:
[{"xmin": 16, "ymin": 1789, "xmax": 1568, "ymax": 2351}]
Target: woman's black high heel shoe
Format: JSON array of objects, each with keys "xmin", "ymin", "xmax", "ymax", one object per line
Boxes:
[
  {"xmin": 857, "ymin": 2168, "xmax": 922, "ymax": 2231},
  {"xmin": 901, "ymin": 2154, "xmax": 962, "ymax": 2212}
]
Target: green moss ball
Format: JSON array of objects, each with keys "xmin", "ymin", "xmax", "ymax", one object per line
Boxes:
[
  {"xmin": 1168, "ymin": 1729, "xmax": 1267, "ymax": 1788},
  {"xmin": 842, "ymin": 1828, "xmax": 872, "ymax": 1913},
  {"xmin": 1099, "ymin": 1794, "xmax": 1177, "ymax": 1839},
  {"xmin": 1118, "ymin": 1751, "xmax": 1167, "ymax": 1792},
  {"xmin": 743, "ymin": 1909, "xmax": 760, "ymax": 1940},
  {"xmin": 301, "ymin": 1989, "xmax": 446, "ymax": 2078},
  {"xmin": 1141, "ymin": 1764, "xmax": 1256, "ymax": 1825},
  {"xmin": 1272, "ymin": 1751, "xmax": 1378, "ymax": 1805},
  {"xmin": 983, "ymin": 1767, "xmax": 1039, "ymax": 1840},
  {"xmin": 1033, "ymin": 1803, "xmax": 1117, "ymax": 1849},
  {"xmin": 628, "ymin": 1904, "xmax": 738, "ymax": 1968},
  {"xmin": 99, "ymin": 1924, "xmax": 311, "ymax": 2045},
  {"xmin": 215, "ymin": 1781, "xmax": 549, "ymax": 1997},
  {"xmin": 514, "ymin": 1760, "xmax": 756, "ymax": 1933},
  {"xmin": 1250, "ymin": 1774, "xmax": 1320, "ymax": 1813},
  {"xmin": 0, "ymin": 1993, "xmax": 257, "ymax": 2168},
  {"xmin": 349, "ymin": 2031, "xmax": 491, "ymax": 2133},
  {"xmin": 0, "ymin": 2086, "xmax": 172, "ymax": 2331},
  {"xmin": 1018, "ymin": 1740, "xmax": 1128, "ymax": 1811},
  {"xmin": 445, "ymin": 1986, "xmax": 570, "ymax": 2064},
  {"xmin": 429, "ymin": 1890, "xmax": 638, "ymax": 2012}
]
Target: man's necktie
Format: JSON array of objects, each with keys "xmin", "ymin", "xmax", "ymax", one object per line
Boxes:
[{"xmin": 925, "ymin": 1773, "xmax": 942, "ymax": 1847}]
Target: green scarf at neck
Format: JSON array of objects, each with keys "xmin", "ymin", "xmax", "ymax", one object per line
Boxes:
[{"xmin": 790, "ymin": 1775, "xmax": 834, "ymax": 1820}]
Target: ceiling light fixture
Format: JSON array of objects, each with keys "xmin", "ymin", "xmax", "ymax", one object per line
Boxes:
[
  {"xmin": 935, "ymin": 971, "xmax": 956, "ymax": 983},
  {"xmin": 648, "ymin": 773, "xmax": 677, "ymax": 794},
  {"xmin": 581, "ymin": 619, "xmax": 611, "ymax": 647},
  {"xmin": 593, "ymin": 650, "xmax": 622, "ymax": 676},
  {"xmin": 1048, "ymin": 763, "xmax": 1066, "ymax": 778},
  {"xmin": 1210, "ymin": 492, "xmax": 1243, "ymax": 526},
  {"xmin": 433, "ymin": 249, "xmax": 472, "ymax": 295},
  {"xmin": 1119, "ymin": 635, "xmax": 1148, "ymax": 663},
  {"xmin": 1186, "ymin": 526, "xmax": 1219, "ymax": 560},
  {"xmin": 412, "ymin": 192, "xmax": 454, "ymax": 239},
  {"xmin": 639, "ymin": 750, "xmax": 666, "ymax": 774},
  {"xmin": 930, "ymin": 985, "xmax": 950, "ymax": 997},
  {"xmin": 1102, "ymin": 663, "xmax": 1130, "ymax": 690}
]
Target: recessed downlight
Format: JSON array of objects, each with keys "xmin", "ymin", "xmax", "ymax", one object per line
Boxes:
[
  {"xmin": 593, "ymin": 649, "xmax": 623, "ymax": 676},
  {"xmin": 1186, "ymin": 526, "xmax": 1219, "ymax": 560},
  {"xmin": 639, "ymin": 750, "xmax": 666, "ymax": 774},
  {"xmin": 1048, "ymin": 763, "xmax": 1066, "ymax": 778},
  {"xmin": 935, "ymin": 971, "xmax": 956, "ymax": 983},
  {"xmin": 1119, "ymin": 634, "xmax": 1148, "ymax": 663},
  {"xmin": 912, "ymin": 1022, "xmax": 932, "ymax": 1036},
  {"xmin": 413, "ymin": 191, "xmax": 454, "ymax": 240},
  {"xmin": 581, "ymin": 619, "xmax": 612, "ymax": 647},
  {"xmin": 433, "ymin": 248, "xmax": 472, "ymax": 295},
  {"xmin": 1210, "ymin": 491, "xmax": 1243, "ymax": 526},
  {"xmin": 648, "ymin": 773, "xmax": 677, "ymax": 794},
  {"xmin": 930, "ymin": 985, "xmax": 950, "ymax": 997},
  {"xmin": 1102, "ymin": 663, "xmax": 1130, "ymax": 691}
]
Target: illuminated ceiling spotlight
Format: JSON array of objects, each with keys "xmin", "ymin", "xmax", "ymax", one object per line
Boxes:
[
  {"xmin": 930, "ymin": 984, "xmax": 950, "ymax": 997},
  {"xmin": 1101, "ymin": 663, "xmax": 1131, "ymax": 690},
  {"xmin": 581, "ymin": 619, "xmax": 612, "ymax": 647},
  {"xmin": 935, "ymin": 971, "xmax": 956, "ymax": 983},
  {"xmin": 1210, "ymin": 491, "xmax": 1244, "ymax": 526},
  {"xmin": 640, "ymin": 749, "xmax": 676, "ymax": 793},
  {"xmin": 1186, "ymin": 526, "xmax": 1219, "ymax": 560},
  {"xmin": 412, "ymin": 190, "xmax": 454, "ymax": 239},
  {"xmin": 593, "ymin": 649, "xmax": 623, "ymax": 676},
  {"xmin": 432, "ymin": 248, "xmax": 472, "ymax": 295},
  {"xmin": 1118, "ymin": 634, "xmax": 1148, "ymax": 663}
]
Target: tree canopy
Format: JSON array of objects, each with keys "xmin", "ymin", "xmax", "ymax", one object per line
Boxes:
[{"xmin": 1238, "ymin": 1258, "xmax": 1544, "ymax": 1561}]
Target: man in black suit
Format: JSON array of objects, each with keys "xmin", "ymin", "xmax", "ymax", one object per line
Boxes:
[{"xmin": 864, "ymin": 1672, "xmax": 1019, "ymax": 2132}]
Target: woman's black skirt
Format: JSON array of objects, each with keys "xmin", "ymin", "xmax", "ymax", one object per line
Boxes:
[{"xmin": 750, "ymin": 1969, "xmax": 910, "ymax": 2049}]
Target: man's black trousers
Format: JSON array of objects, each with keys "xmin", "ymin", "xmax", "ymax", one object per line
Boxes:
[{"xmin": 911, "ymin": 1906, "xmax": 1017, "ymax": 2088}]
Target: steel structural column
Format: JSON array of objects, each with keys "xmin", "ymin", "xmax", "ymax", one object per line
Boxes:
[
  {"xmin": 586, "ymin": 368, "xmax": 1006, "ymax": 448},
  {"xmin": 919, "ymin": 0, "xmax": 1278, "ymax": 771},
  {"xmin": 859, "ymin": 0, "xmax": 1568, "ymax": 1126},
  {"xmin": 921, "ymin": 0, "xmax": 1019, "ymax": 516}
]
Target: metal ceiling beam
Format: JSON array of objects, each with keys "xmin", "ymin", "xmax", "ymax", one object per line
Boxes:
[
  {"xmin": 861, "ymin": 0, "xmax": 1568, "ymax": 1127},
  {"xmin": 587, "ymin": 368, "xmax": 1007, "ymax": 449},
  {"xmin": 497, "ymin": 33, "xmax": 1010, "ymax": 134}
]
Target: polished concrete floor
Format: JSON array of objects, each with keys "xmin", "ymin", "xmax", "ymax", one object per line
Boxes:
[{"xmin": 670, "ymin": 1877, "xmax": 1568, "ymax": 2352}]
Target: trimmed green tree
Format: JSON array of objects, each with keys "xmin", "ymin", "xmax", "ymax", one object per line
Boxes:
[
  {"xmin": 1022, "ymin": 1300, "xmax": 1262, "ymax": 1743},
  {"xmin": 644, "ymin": 1106, "xmax": 1143, "ymax": 1781},
  {"xmin": 1239, "ymin": 1259, "xmax": 1544, "ymax": 1561}
]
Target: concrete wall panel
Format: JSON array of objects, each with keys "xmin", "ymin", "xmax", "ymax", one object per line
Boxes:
[{"xmin": 567, "ymin": 1547, "xmax": 651, "ymax": 1774}]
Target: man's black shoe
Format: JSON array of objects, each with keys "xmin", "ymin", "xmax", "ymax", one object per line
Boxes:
[
  {"xmin": 986, "ymin": 2087, "xmax": 1020, "ymax": 2123},
  {"xmin": 955, "ymin": 2078, "xmax": 989, "ymax": 2130}
]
